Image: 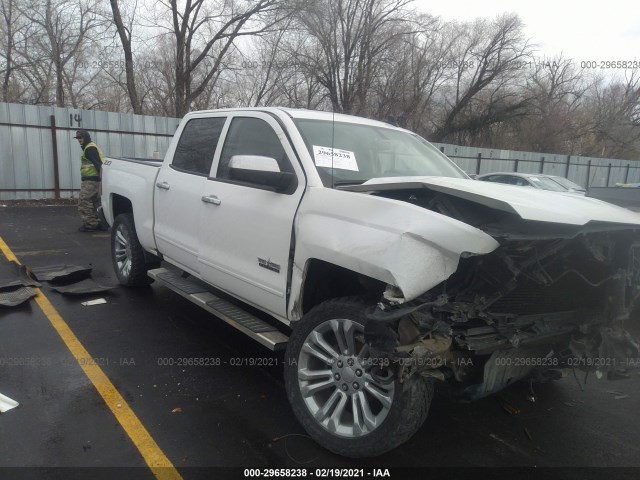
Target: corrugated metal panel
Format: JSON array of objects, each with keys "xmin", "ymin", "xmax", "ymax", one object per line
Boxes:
[
  {"xmin": 0, "ymin": 102, "xmax": 180, "ymax": 200},
  {"xmin": 2, "ymin": 101, "xmax": 639, "ymax": 199}
]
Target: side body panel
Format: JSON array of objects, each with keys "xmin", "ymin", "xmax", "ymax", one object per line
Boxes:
[{"xmin": 101, "ymin": 158, "xmax": 160, "ymax": 253}]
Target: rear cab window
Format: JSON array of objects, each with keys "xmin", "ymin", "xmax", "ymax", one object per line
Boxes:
[{"xmin": 171, "ymin": 117, "xmax": 226, "ymax": 176}]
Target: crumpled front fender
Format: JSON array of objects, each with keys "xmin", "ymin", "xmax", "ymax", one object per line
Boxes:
[{"xmin": 288, "ymin": 188, "xmax": 499, "ymax": 320}]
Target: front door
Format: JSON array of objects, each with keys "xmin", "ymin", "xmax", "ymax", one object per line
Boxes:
[{"xmin": 198, "ymin": 113, "xmax": 305, "ymax": 318}]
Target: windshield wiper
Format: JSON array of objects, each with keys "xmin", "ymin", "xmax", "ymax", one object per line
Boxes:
[{"xmin": 333, "ymin": 180, "xmax": 367, "ymax": 188}]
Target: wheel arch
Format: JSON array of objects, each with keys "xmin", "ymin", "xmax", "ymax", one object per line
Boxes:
[
  {"xmin": 111, "ymin": 193, "xmax": 133, "ymax": 220},
  {"xmin": 297, "ymin": 259, "xmax": 386, "ymax": 317}
]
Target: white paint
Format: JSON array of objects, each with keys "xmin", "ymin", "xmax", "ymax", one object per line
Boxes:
[
  {"xmin": 357, "ymin": 176, "xmax": 640, "ymax": 225},
  {"xmin": 0, "ymin": 393, "xmax": 19, "ymax": 413}
]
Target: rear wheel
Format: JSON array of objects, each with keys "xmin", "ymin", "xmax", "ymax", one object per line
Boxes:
[
  {"xmin": 111, "ymin": 213, "xmax": 159, "ymax": 286},
  {"xmin": 284, "ymin": 297, "xmax": 433, "ymax": 457}
]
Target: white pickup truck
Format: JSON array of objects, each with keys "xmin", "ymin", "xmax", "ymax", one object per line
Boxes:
[{"xmin": 102, "ymin": 107, "xmax": 640, "ymax": 457}]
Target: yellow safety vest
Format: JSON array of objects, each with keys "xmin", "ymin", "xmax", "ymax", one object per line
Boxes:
[{"xmin": 80, "ymin": 142, "xmax": 105, "ymax": 178}]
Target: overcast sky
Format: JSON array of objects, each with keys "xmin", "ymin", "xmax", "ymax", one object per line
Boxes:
[{"xmin": 421, "ymin": 0, "xmax": 640, "ymax": 66}]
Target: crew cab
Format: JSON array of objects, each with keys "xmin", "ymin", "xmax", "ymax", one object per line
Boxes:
[{"xmin": 102, "ymin": 108, "xmax": 640, "ymax": 457}]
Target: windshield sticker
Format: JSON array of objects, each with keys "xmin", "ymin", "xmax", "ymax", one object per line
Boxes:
[{"xmin": 313, "ymin": 145, "xmax": 359, "ymax": 171}]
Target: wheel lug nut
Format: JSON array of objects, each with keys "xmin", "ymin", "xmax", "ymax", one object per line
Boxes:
[
  {"xmin": 337, "ymin": 361, "xmax": 343, "ymax": 368},
  {"xmin": 347, "ymin": 358, "xmax": 354, "ymax": 366},
  {"xmin": 353, "ymin": 382, "xmax": 359, "ymax": 390},
  {"xmin": 334, "ymin": 373, "xmax": 341, "ymax": 380},
  {"xmin": 341, "ymin": 383, "xmax": 348, "ymax": 392},
  {"xmin": 355, "ymin": 369, "xmax": 362, "ymax": 377}
]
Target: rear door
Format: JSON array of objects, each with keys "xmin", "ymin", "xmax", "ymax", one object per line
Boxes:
[
  {"xmin": 198, "ymin": 112, "xmax": 305, "ymax": 318},
  {"xmin": 154, "ymin": 115, "xmax": 227, "ymax": 274}
]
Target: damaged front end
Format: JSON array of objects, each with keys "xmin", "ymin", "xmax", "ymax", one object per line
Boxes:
[{"xmin": 365, "ymin": 190, "xmax": 640, "ymax": 400}]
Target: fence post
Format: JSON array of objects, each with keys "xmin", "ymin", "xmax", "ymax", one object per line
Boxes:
[
  {"xmin": 565, "ymin": 155, "xmax": 571, "ymax": 177},
  {"xmin": 540, "ymin": 157, "xmax": 545, "ymax": 174},
  {"xmin": 49, "ymin": 115, "xmax": 61, "ymax": 199},
  {"xmin": 440, "ymin": 146, "xmax": 445, "ymax": 153},
  {"xmin": 514, "ymin": 158, "xmax": 519, "ymax": 172},
  {"xmin": 586, "ymin": 160, "xmax": 592, "ymax": 188},
  {"xmin": 476, "ymin": 153, "xmax": 482, "ymax": 175},
  {"xmin": 625, "ymin": 164, "xmax": 631, "ymax": 183},
  {"xmin": 606, "ymin": 163, "xmax": 612, "ymax": 186}
]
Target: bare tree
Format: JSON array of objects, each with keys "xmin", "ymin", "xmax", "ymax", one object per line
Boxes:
[
  {"xmin": 585, "ymin": 70, "xmax": 640, "ymax": 158},
  {"xmin": 0, "ymin": 0, "xmax": 17, "ymax": 101},
  {"xmin": 432, "ymin": 13, "xmax": 534, "ymax": 143},
  {"xmin": 109, "ymin": 0, "xmax": 142, "ymax": 113},
  {"xmin": 372, "ymin": 14, "xmax": 454, "ymax": 131},
  {"xmin": 149, "ymin": 0, "xmax": 285, "ymax": 117},
  {"xmin": 506, "ymin": 56, "xmax": 589, "ymax": 152},
  {"xmin": 18, "ymin": 0, "xmax": 103, "ymax": 107},
  {"xmin": 0, "ymin": 0, "xmax": 34, "ymax": 102},
  {"xmin": 295, "ymin": 0, "xmax": 415, "ymax": 114}
]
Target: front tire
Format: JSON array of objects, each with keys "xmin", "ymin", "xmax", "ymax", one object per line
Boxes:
[
  {"xmin": 284, "ymin": 297, "xmax": 433, "ymax": 457},
  {"xmin": 111, "ymin": 213, "xmax": 158, "ymax": 286}
]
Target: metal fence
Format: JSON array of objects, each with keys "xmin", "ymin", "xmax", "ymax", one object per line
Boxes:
[
  {"xmin": 0, "ymin": 102, "xmax": 180, "ymax": 200},
  {"xmin": 1, "ymin": 101, "xmax": 639, "ymax": 200},
  {"xmin": 432, "ymin": 143, "xmax": 640, "ymax": 187}
]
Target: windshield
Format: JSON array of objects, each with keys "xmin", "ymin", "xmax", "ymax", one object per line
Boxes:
[
  {"xmin": 550, "ymin": 176, "xmax": 585, "ymax": 191},
  {"xmin": 293, "ymin": 119, "xmax": 467, "ymax": 185},
  {"xmin": 529, "ymin": 176, "xmax": 567, "ymax": 192}
]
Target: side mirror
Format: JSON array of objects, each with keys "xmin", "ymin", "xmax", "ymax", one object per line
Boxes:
[{"xmin": 228, "ymin": 155, "xmax": 297, "ymax": 193}]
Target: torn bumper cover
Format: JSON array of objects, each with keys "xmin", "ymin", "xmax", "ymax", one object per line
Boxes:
[{"xmin": 365, "ymin": 227, "xmax": 640, "ymax": 399}]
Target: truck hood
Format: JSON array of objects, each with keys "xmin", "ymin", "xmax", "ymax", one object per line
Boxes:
[{"xmin": 345, "ymin": 176, "xmax": 640, "ymax": 226}]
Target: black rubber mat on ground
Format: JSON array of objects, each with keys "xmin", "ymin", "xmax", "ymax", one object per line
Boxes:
[
  {"xmin": 50, "ymin": 278, "xmax": 116, "ymax": 295},
  {"xmin": 0, "ymin": 259, "xmax": 41, "ymax": 291},
  {"xmin": 0, "ymin": 287, "xmax": 37, "ymax": 307},
  {"xmin": 30, "ymin": 264, "xmax": 92, "ymax": 283}
]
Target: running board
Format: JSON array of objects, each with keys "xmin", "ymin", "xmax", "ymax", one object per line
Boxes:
[{"xmin": 148, "ymin": 268, "xmax": 288, "ymax": 351}]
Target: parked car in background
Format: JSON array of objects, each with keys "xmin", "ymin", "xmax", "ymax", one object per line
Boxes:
[{"xmin": 476, "ymin": 172, "xmax": 586, "ymax": 194}]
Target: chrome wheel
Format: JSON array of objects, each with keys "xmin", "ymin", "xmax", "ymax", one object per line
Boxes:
[
  {"xmin": 114, "ymin": 224, "xmax": 132, "ymax": 279},
  {"xmin": 297, "ymin": 318, "xmax": 395, "ymax": 438}
]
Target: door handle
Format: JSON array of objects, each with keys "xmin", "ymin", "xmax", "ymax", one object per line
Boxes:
[
  {"xmin": 201, "ymin": 195, "xmax": 221, "ymax": 205},
  {"xmin": 156, "ymin": 181, "xmax": 170, "ymax": 190}
]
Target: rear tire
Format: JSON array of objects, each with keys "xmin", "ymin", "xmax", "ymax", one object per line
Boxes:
[
  {"xmin": 111, "ymin": 213, "xmax": 158, "ymax": 286},
  {"xmin": 284, "ymin": 297, "xmax": 433, "ymax": 457}
]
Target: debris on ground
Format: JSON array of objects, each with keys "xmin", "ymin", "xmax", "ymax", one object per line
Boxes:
[
  {"xmin": 0, "ymin": 287, "xmax": 38, "ymax": 307},
  {"xmin": 81, "ymin": 298, "xmax": 107, "ymax": 306},
  {"xmin": 0, "ymin": 393, "xmax": 19, "ymax": 413},
  {"xmin": 502, "ymin": 403, "xmax": 520, "ymax": 415},
  {"xmin": 523, "ymin": 427, "xmax": 533, "ymax": 441},
  {"xmin": 171, "ymin": 407, "xmax": 182, "ymax": 413},
  {"xmin": 0, "ymin": 258, "xmax": 113, "ymax": 308},
  {"xmin": 50, "ymin": 278, "xmax": 115, "ymax": 295},
  {"xmin": 0, "ymin": 259, "xmax": 41, "ymax": 290},
  {"xmin": 614, "ymin": 395, "xmax": 630, "ymax": 400},
  {"xmin": 30, "ymin": 264, "xmax": 92, "ymax": 283}
]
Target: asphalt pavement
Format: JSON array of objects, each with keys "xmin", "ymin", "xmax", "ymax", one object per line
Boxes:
[{"xmin": 1, "ymin": 204, "xmax": 640, "ymax": 480}]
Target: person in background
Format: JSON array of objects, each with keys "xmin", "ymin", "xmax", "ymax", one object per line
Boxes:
[{"xmin": 75, "ymin": 129, "xmax": 107, "ymax": 232}]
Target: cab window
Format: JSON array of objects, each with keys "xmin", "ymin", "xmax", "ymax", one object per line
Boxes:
[
  {"xmin": 172, "ymin": 117, "xmax": 226, "ymax": 175},
  {"xmin": 217, "ymin": 117, "xmax": 293, "ymax": 180}
]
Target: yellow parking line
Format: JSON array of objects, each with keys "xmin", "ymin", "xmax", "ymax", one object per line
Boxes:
[{"xmin": 0, "ymin": 237, "xmax": 183, "ymax": 480}]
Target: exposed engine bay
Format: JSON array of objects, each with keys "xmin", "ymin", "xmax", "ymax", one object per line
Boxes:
[{"xmin": 364, "ymin": 187, "xmax": 640, "ymax": 399}]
